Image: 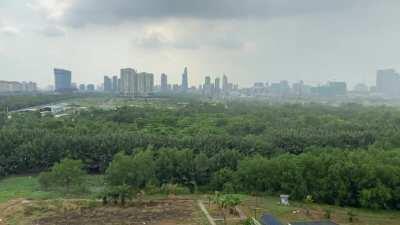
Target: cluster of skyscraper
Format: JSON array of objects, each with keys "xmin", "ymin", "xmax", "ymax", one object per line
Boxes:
[
  {"xmin": 52, "ymin": 66, "xmax": 400, "ymax": 99},
  {"xmin": 0, "ymin": 80, "xmax": 37, "ymax": 93},
  {"xmin": 159, "ymin": 67, "xmax": 190, "ymax": 92},
  {"xmin": 118, "ymin": 68, "xmax": 154, "ymax": 97},
  {"xmin": 158, "ymin": 67, "xmax": 237, "ymax": 97},
  {"xmin": 54, "ymin": 68, "xmax": 154, "ymax": 96},
  {"xmin": 200, "ymin": 75, "xmax": 237, "ymax": 97}
]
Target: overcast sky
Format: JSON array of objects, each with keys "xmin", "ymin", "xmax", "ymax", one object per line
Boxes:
[{"xmin": 1, "ymin": 0, "xmax": 400, "ymax": 88}]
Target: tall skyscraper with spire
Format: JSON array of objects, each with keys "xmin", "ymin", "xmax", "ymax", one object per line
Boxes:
[{"xmin": 181, "ymin": 67, "xmax": 189, "ymax": 92}]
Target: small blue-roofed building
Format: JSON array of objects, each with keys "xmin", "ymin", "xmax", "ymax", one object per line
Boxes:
[
  {"xmin": 289, "ymin": 221, "xmax": 339, "ymax": 225},
  {"xmin": 260, "ymin": 214, "xmax": 284, "ymax": 225}
]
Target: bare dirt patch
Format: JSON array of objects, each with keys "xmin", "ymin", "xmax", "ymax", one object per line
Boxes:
[{"xmin": 0, "ymin": 198, "xmax": 204, "ymax": 225}]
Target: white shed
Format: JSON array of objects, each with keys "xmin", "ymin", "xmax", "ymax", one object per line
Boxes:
[{"xmin": 280, "ymin": 195, "xmax": 289, "ymax": 205}]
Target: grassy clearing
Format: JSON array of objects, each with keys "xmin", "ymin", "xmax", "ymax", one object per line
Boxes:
[
  {"xmin": 0, "ymin": 175, "xmax": 104, "ymax": 203},
  {"xmin": 0, "ymin": 176, "xmax": 59, "ymax": 203}
]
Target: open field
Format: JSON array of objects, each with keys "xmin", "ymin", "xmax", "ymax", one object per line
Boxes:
[
  {"xmin": 0, "ymin": 176, "xmax": 59, "ymax": 203},
  {"xmin": 0, "ymin": 198, "xmax": 206, "ymax": 225},
  {"xmin": 1, "ymin": 176, "xmax": 400, "ymax": 225}
]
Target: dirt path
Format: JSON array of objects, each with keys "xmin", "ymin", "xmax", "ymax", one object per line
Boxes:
[
  {"xmin": 235, "ymin": 206, "xmax": 247, "ymax": 220},
  {"xmin": 198, "ymin": 200, "xmax": 216, "ymax": 225}
]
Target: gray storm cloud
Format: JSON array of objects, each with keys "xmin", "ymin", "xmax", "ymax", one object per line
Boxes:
[
  {"xmin": 1, "ymin": 0, "xmax": 398, "ymax": 87},
  {"xmin": 61, "ymin": 0, "xmax": 365, "ymax": 27},
  {"xmin": 135, "ymin": 28, "xmax": 246, "ymax": 50}
]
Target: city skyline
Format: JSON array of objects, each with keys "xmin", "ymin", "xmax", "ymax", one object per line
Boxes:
[
  {"xmin": 2, "ymin": 1, "xmax": 400, "ymax": 88},
  {"xmin": 0, "ymin": 65, "xmax": 380, "ymax": 100},
  {"xmin": 4, "ymin": 66, "xmax": 400, "ymax": 91},
  {"xmin": 5, "ymin": 65, "xmax": 386, "ymax": 99},
  {"xmin": 1, "ymin": 63, "xmax": 397, "ymax": 90}
]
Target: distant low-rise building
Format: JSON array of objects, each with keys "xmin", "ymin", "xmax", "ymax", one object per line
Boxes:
[
  {"xmin": 270, "ymin": 81, "xmax": 290, "ymax": 96},
  {"xmin": 22, "ymin": 81, "xmax": 37, "ymax": 92},
  {"xmin": 312, "ymin": 81, "xmax": 347, "ymax": 97},
  {"xmin": 79, "ymin": 84, "xmax": 86, "ymax": 91},
  {"xmin": 292, "ymin": 81, "xmax": 305, "ymax": 96},
  {"xmin": 173, "ymin": 84, "xmax": 180, "ymax": 91},
  {"xmin": 353, "ymin": 83, "xmax": 369, "ymax": 93},
  {"xmin": 87, "ymin": 84, "xmax": 95, "ymax": 92},
  {"xmin": 0, "ymin": 80, "xmax": 37, "ymax": 93},
  {"xmin": 376, "ymin": 69, "xmax": 400, "ymax": 97},
  {"xmin": 39, "ymin": 104, "xmax": 67, "ymax": 114},
  {"xmin": 329, "ymin": 81, "xmax": 347, "ymax": 95}
]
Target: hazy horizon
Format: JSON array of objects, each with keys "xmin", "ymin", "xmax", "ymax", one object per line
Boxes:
[{"xmin": 1, "ymin": 0, "xmax": 400, "ymax": 88}]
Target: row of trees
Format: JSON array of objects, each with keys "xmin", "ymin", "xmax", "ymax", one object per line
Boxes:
[
  {"xmin": 113, "ymin": 147, "xmax": 399, "ymax": 210},
  {"xmin": 234, "ymin": 149, "xmax": 400, "ymax": 209},
  {"xmin": 39, "ymin": 148, "xmax": 400, "ymax": 210}
]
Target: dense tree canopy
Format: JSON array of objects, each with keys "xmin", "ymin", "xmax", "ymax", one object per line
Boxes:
[{"xmin": 2, "ymin": 98, "xmax": 400, "ymax": 209}]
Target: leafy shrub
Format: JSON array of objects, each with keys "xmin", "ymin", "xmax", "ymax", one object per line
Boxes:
[
  {"xmin": 38, "ymin": 158, "xmax": 87, "ymax": 194},
  {"xmin": 100, "ymin": 184, "xmax": 133, "ymax": 205},
  {"xmin": 145, "ymin": 182, "xmax": 161, "ymax": 195},
  {"xmin": 223, "ymin": 182, "xmax": 235, "ymax": 194},
  {"xmin": 38, "ymin": 171, "xmax": 54, "ymax": 191},
  {"xmin": 160, "ymin": 183, "xmax": 190, "ymax": 195}
]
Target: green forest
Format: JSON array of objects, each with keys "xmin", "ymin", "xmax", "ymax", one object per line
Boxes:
[{"xmin": 1, "ymin": 95, "xmax": 400, "ymax": 210}]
